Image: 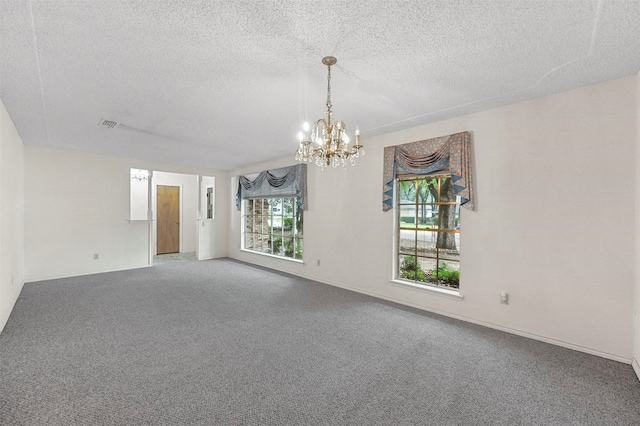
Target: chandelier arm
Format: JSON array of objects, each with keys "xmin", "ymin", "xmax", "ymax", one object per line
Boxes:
[{"xmin": 314, "ymin": 118, "xmax": 327, "ymax": 127}]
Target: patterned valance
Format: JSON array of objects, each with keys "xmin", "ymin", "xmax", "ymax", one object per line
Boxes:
[
  {"xmin": 236, "ymin": 164, "xmax": 308, "ymax": 210},
  {"xmin": 383, "ymin": 131, "xmax": 474, "ymax": 211}
]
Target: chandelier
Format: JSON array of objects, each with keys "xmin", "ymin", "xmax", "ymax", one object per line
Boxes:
[
  {"xmin": 295, "ymin": 56, "xmax": 364, "ymax": 169},
  {"xmin": 130, "ymin": 168, "xmax": 149, "ymax": 182}
]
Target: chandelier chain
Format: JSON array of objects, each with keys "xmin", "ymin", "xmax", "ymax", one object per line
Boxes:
[{"xmin": 326, "ymin": 64, "xmax": 332, "ymax": 109}]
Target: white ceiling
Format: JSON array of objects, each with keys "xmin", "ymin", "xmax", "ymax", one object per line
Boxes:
[{"xmin": 1, "ymin": 1, "xmax": 639, "ymax": 170}]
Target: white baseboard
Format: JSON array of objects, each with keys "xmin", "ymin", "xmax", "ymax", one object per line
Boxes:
[
  {"xmin": 25, "ymin": 264, "xmax": 150, "ymax": 283},
  {"xmin": 27, "ymin": 255, "xmax": 228, "ymax": 283},
  {"xmin": 633, "ymin": 358, "xmax": 640, "ymax": 382},
  {"xmin": 0, "ymin": 280, "xmax": 25, "ymax": 335},
  {"xmin": 315, "ymin": 276, "xmax": 631, "ymax": 364},
  {"xmin": 230, "ymin": 257, "xmax": 633, "ymax": 365}
]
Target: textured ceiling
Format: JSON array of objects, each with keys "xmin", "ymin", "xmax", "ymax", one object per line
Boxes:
[{"xmin": 1, "ymin": 0, "xmax": 639, "ymax": 170}]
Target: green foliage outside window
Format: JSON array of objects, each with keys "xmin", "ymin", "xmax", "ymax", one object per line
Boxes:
[
  {"xmin": 399, "ymin": 256, "xmax": 460, "ymax": 288},
  {"xmin": 429, "ymin": 262, "xmax": 460, "ymax": 287},
  {"xmin": 399, "ymin": 256, "xmax": 428, "ymax": 282}
]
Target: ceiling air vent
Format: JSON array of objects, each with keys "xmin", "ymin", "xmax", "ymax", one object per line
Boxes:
[{"xmin": 98, "ymin": 119, "xmax": 119, "ymax": 129}]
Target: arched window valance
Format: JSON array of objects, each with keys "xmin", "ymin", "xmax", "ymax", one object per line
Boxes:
[
  {"xmin": 383, "ymin": 131, "xmax": 474, "ymax": 211},
  {"xmin": 236, "ymin": 164, "xmax": 308, "ymax": 210}
]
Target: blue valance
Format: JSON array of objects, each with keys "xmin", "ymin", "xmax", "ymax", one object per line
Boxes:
[
  {"xmin": 236, "ymin": 164, "xmax": 307, "ymax": 210},
  {"xmin": 383, "ymin": 131, "xmax": 474, "ymax": 211}
]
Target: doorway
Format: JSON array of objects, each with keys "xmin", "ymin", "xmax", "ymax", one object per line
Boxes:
[{"xmin": 157, "ymin": 185, "xmax": 180, "ymax": 254}]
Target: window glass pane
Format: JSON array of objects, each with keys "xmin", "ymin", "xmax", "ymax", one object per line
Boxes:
[
  {"xmin": 437, "ymin": 242, "xmax": 460, "ymax": 262},
  {"xmin": 398, "ymin": 255, "xmax": 429, "ymax": 283},
  {"xmin": 398, "ymin": 180, "xmax": 416, "ymax": 203},
  {"xmin": 438, "ymin": 205, "xmax": 458, "ymax": 231},
  {"xmin": 295, "ymin": 238, "xmax": 303, "ymax": 260},
  {"xmin": 252, "ymin": 215, "xmax": 261, "ymax": 234},
  {"xmin": 271, "ymin": 236, "xmax": 282, "ymax": 255},
  {"xmin": 244, "ymin": 233, "xmax": 253, "ymax": 251},
  {"xmin": 418, "ymin": 257, "xmax": 438, "ymax": 281},
  {"xmin": 419, "ymin": 179, "xmax": 437, "ymax": 204},
  {"xmin": 399, "ymin": 228, "xmax": 416, "ymax": 255},
  {"xmin": 270, "ymin": 198, "xmax": 282, "ymax": 215},
  {"xmin": 262, "ymin": 200, "xmax": 270, "ymax": 219},
  {"xmin": 262, "ymin": 205, "xmax": 273, "ymax": 234},
  {"xmin": 295, "ymin": 208, "xmax": 303, "ymax": 236},
  {"xmin": 416, "ymin": 229, "xmax": 436, "ymax": 256},
  {"xmin": 439, "ymin": 177, "xmax": 456, "ymax": 201},
  {"xmin": 436, "ymin": 231, "xmax": 459, "ymax": 255},
  {"xmin": 430, "ymin": 204, "xmax": 440, "ymax": 227},
  {"xmin": 431, "ymin": 260, "xmax": 460, "ymax": 289},
  {"xmin": 399, "ymin": 204, "xmax": 417, "ymax": 228},
  {"xmin": 281, "ymin": 237, "xmax": 293, "ymax": 258},
  {"xmin": 416, "ymin": 204, "xmax": 434, "ymax": 227},
  {"xmin": 282, "ymin": 216, "xmax": 293, "ymax": 232},
  {"xmin": 283, "ymin": 198, "xmax": 294, "ymax": 216}
]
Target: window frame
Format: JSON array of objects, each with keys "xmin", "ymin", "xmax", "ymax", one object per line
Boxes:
[
  {"xmin": 242, "ymin": 197, "xmax": 303, "ymax": 262},
  {"xmin": 393, "ymin": 173, "xmax": 463, "ymax": 298}
]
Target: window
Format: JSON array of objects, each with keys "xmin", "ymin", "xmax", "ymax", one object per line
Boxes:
[
  {"xmin": 243, "ymin": 197, "xmax": 303, "ymax": 260},
  {"xmin": 397, "ymin": 175, "xmax": 461, "ymax": 288}
]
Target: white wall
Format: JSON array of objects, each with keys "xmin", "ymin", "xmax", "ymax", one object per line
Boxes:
[
  {"xmin": 25, "ymin": 146, "xmax": 229, "ymax": 281},
  {"xmin": 152, "ymin": 171, "xmax": 198, "ymax": 255},
  {"xmin": 634, "ymin": 69, "xmax": 640, "ymax": 379},
  {"xmin": 229, "ymin": 75, "xmax": 638, "ymax": 363},
  {"xmin": 0, "ymin": 99, "xmax": 25, "ymax": 333}
]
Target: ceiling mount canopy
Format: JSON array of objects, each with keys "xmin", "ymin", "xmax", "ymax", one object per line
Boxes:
[
  {"xmin": 321, "ymin": 56, "xmax": 337, "ymax": 67},
  {"xmin": 295, "ymin": 56, "xmax": 364, "ymax": 169}
]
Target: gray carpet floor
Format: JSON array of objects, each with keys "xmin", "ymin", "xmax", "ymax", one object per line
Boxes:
[{"xmin": 1, "ymin": 258, "xmax": 639, "ymax": 425}]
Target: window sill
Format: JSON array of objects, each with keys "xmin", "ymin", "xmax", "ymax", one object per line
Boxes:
[
  {"xmin": 390, "ymin": 279, "xmax": 464, "ymax": 301},
  {"xmin": 240, "ymin": 249, "xmax": 304, "ymax": 264}
]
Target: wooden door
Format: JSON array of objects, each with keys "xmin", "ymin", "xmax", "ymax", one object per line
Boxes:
[{"xmin": 157, "ymin": 185, "xmax": 180, "ymax": 254}]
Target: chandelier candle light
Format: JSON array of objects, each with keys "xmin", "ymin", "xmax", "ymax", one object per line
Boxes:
[{"xmin": 295, "ymin": 56, "xmax": 364, "ymax": 169}]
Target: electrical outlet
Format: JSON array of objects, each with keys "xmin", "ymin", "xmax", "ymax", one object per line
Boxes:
[
  {"xmin": 500, "ymin": 291, "xmax": 508, "ymax": 304},
  {"xmin": 94, "ymin": 253, "xmax": 99, "ymax": 260},
  {"xmin": 317, "ymin": 259, "xmax": 321, "ymax": 266}
]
